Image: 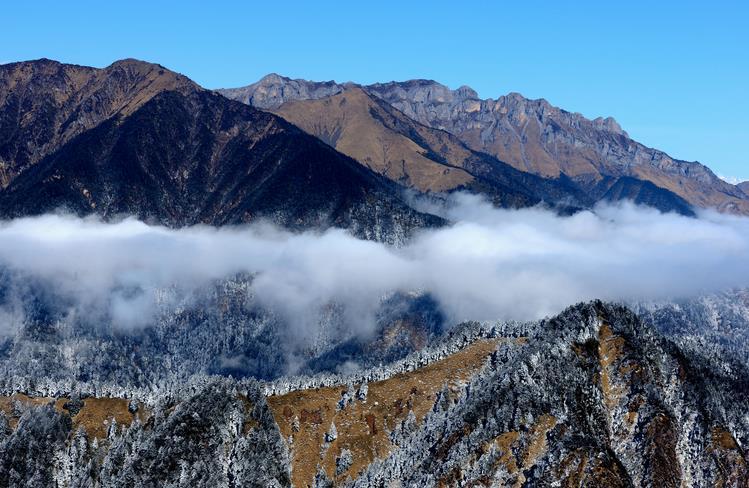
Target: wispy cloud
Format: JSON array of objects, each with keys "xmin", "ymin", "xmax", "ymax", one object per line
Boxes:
[{"xmin": 1, "ymin": 195, "xmax": 748, "ymax": 342}]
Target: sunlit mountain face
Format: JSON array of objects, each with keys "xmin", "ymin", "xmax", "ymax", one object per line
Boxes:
[{"xmin": 0, "ymin": 59, "xmax": 748, "ymax": 487}]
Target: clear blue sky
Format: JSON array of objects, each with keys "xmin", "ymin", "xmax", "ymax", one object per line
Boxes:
[{"xmin": 3, "ymin": 1, "xmax": 747, "ymax": 181}]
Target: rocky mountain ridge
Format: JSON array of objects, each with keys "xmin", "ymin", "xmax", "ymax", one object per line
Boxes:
[
  {"xmin": 218, "ymin": 72, "xmax": 350, "ymax": 110},
  {"xmin": 366, "ymin": 80, "xmax": 747, "ymax": 212},
  {"xmin": 220, "ymin": 74, "xmax": 749, "ymax": 215},
  {"xmin": 272, "ymin": 86, "xmax": 599, "ymax": 212}
]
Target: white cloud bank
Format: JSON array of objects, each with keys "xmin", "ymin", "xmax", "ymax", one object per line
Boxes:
[{"xmin": 1, "ymin": 194, "xmax": 749, "ymax": 337}]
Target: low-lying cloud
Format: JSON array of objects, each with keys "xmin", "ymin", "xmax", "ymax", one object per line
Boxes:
[{"xmin": 1, "ymin": 194, "xmax": 749, "ymax": 340}]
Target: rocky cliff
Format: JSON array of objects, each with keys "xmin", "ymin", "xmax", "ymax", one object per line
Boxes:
[
  {"xmin": 273, "ymin": 86, "xmax": 593, "ymax": 211},
  {"xmin": 221, "ymin": 74, "xmax": 748, "ymax": 215},
  {"xmin": 218, "ymin": 73, "xmax": 347, "ymax": 110},
  {"xmin": 366, "ymin": 80, "xmax": 749, "ymax": 214}
]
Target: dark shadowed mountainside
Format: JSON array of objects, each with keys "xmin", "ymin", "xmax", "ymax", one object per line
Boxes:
[
  {"xmin": 0, "ymin": 60, "xmax": 439, "ymax": 241},
  {"xmin": 738, "ymin": 181, "xmax": 749, "ymax": 197},
  {"xmin": 592, "ymin": 176, "xmax": 695, "ymax": 216},
  {"xmin": 0, "ymin": 58, "xmax": 196, "ymax": 187}
]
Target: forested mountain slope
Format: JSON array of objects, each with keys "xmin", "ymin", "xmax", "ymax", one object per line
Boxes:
[{"xmin": 1, "ymin": 302, "xmax": 747, "ymax": 487}]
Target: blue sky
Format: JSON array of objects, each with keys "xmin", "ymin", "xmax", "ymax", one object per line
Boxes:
[{"xmin": 3, "ymin": 1, "xmax": 747, "ymax": 181}]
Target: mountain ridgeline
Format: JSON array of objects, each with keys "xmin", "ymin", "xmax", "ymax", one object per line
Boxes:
[
  {"xmin": 1, "ymin": 302, "xmax": 748, "ymax": 487},
  {"xmin": 1, "ymin": 59, "xmax": 749, "ymax": 487},
  {"xmin": 0, "ymin": 59, "xmax": 438, "ymax": 243},
  {"xmin": 2, "ymin": 59, "xmax": 747, "ymax": 237},
  {"xmin": 220, "ymin": 73, "xmax": 749, "ymax": 216}
]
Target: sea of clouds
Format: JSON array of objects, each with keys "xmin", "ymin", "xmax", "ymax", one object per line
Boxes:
[{"xmin": 1, "ymin": 194, "xmax": 749, "ymax": 339}]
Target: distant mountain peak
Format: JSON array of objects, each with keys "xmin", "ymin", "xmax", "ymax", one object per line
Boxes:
[
  {"xmin": 214, "ymin": 72, "xmax": 749, "ymax": 215},
  {"xmin": 103, "ymin": 57, "xmax": 198, "ymax": 89},
  {"xmin": 107, "ymin": 57, "xmax": 161, "ymax": 69},
  {"xmin": 368, "ymin": 79, "xmax": 465, "ymax": 105},
  {"xmin": 16, "ymin": 57, "xmax": 63, "ymax": 66},
  {"xmin": 257, "ymin": 72, "xmax": 290, "ymax": 83},
  {"xmin": 217, "ymin": 73, "xmax": 345, "ymax": 109},
  {"xmin": 455, "ymin": 84, "xmax": 479, "ymax": 99}
]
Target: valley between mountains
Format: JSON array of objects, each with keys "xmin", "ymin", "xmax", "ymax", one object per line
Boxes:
[{"xmin": 0, "ymin": 58, "xmax": 748, "ymax": 487}]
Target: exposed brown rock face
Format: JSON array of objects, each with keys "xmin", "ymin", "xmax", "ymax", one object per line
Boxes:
[
  {"xmin": 222, "ymin": 74, "xmax": 749, "ymax": 214},
  {"xmin": 271, "ymin": 87, "xmax": 600, "ymax": 211},
  {"xmin": 366, "ymin": 80, "xmax": 749, "ymax": 214}
]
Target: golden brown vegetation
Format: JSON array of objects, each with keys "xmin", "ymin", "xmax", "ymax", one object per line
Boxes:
[
  {"xmin": 0, "ymin": 393, "xmax": 147, "ymax": 439},
  {"xmin": 275, "ymin": 88, "xmax": 474, "ymax": 193},
  {"xmin": 267, "ymin": 339, "xmax": 506, "ymax": 487}
]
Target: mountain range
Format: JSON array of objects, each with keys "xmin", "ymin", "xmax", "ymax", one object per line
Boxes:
[
  {"xmin": 1, "ymin": 59, "xmax": 749, "ymax": 487},
  {"xmin": 0, "ymin": 59, "xmax": 437, "ymax": 242},
  {"xmin": 1, "ymin": 59, "xmax": 748, "ymax": 234},
  {"xmin": 220, "ymin": 73, "xmax": 749, "ymax": 216}
]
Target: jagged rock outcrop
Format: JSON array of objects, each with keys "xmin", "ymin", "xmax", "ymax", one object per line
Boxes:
[
  {"xmin": 221, "ymin": 74, "xmax": 748, "ymax": 215},
  {"xmin": 217, "ymin": 73, "xmax": 347, "ymax": 110},
  {"xmin": 365, "ymin": 80, "xmax": 749, "ymax": 214}
]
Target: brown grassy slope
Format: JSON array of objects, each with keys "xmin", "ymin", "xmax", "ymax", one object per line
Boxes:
[
  {"xmin": 0, "ymin": 394, "xmax": 147, "ymax": 438},
  {"xmin": 273, "ymin": 88, "xmax": 474, "ymax": 192},
  {"xmin": 266, "ymin": 338, "xmax": 515, "ymax": 487}
]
